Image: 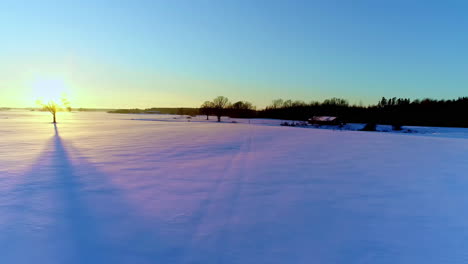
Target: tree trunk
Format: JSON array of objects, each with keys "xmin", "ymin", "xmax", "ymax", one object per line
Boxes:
[
  {"xmin": 217, "ymin": 115, "xmax": 221, "ymax": 122},
  {"xmin": 53, "ymin": 112, "xmax": 56, "ymax": 123},
  {"xmin": 206, "ymin": 115, "xmax": 209, "ymax": 120}
]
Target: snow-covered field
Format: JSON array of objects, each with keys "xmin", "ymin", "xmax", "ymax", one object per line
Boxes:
[{"xmin": 1, "ymin": 110, "xmax": 468, "ymax": 263}]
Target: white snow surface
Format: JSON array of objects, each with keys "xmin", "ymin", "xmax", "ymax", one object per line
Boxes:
[{"xmin": 1, "ymin": 110, "xmax": 468, "ymax": 263}]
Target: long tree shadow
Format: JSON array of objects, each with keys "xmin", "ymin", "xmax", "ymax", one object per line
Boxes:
[
  {"xmin": 0, "ymin": 125, "xmax": 171, "ymax": 264},
  {"xmin": 51, "ymin": 124, "xmax": 112, "ymax": 263}
]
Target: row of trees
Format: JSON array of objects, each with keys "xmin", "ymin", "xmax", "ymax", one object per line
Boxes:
[
  {"xmin": 42, "ymin": 95, "xmax": 468, "ymax": 127},
  {"xmin": 368, "ymin": 96, "xmax": 468, "ymax": 127},
  {"xmin": 199, "ymin": 96, "xmax": 468, "ymax": 127},
  {"xmin": 200, "ymin": 96, "xmax": 256, "ymax": 122},
  {"xmin": 198, "ymin": 96, "xmax": 355, "ymax": 122}
]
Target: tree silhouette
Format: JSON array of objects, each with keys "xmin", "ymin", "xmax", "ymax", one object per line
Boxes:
[
  {"xmin": 37, "ymin": 97, "xmax": 71, "ymax": 124},
  {"xmin": 212, "ymin": 96, "xmax": 230, "ymax": 122},
  {"xmin": 270, "ymin": 99, "xmax": 284, "ymax": 109},
  {"xmin": 229, "ymin": 101, "xmax": 256, "ymax": 118},
  {"xmin": 200, "ymin": 101, "xmax": 214, "ymax": 120}
]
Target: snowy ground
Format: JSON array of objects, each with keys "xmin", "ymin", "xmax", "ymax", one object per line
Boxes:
[{"xmin": 1, "ymin": 110, "xmax": 468, "ymax": 263}]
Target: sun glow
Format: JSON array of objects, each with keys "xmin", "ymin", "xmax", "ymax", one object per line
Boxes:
[{"xmin": 30, "ymin": 77, "xmax": 71, "ymax": 103}]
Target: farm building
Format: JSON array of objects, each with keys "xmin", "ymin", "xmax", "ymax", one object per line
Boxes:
[{"xmin": 308, "ymin": 116, "xmax": 344, "ymax": 126}]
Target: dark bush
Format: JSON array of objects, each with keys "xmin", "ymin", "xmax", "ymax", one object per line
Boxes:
[
  {"xmin": 361, "ymin": 123, "xmax": 377, "ymax": 131},
  {"xmin": 392, "ymin": 124, "xmax": 403, "ymax": 131}
]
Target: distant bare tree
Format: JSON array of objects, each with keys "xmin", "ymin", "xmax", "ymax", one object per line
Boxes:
[
  {"xmin": 282, "ymin": 99, "xmax": 293, "ymax": 108},
  {"xmin": 212, "ymin": 96, "xmax": 230, "ymax": 122},
  {"xmin": 200, "ymin": 101, "xmax": 214, "ymax": 120},
  {"xmin": 229, "ymin": 101, "xmax": 256, "ymax": 118},
  {"xmin": 322, "ymin": 97, "xmax": 349, "ymax": 107},
  {"xmin": 231, "ymin": 101, "xmax": 254, "ymax": 110},
  {"xmin": 271, "ymin": 99, "xmax": 284, "ymax": 109},
  {"xmin": 37, "ymin": 97, "xmax": 71, "ymax": 124}
]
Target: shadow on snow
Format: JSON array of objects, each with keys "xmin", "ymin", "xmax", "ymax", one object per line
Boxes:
[{"xmin": 0, "ymin": 124, "xmax": 173, "ymax": 264}]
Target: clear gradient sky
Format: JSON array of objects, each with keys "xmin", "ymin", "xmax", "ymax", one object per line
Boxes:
[{"xmin": 1, "ymin": 0, "xmax": 467, "ymax": 108}]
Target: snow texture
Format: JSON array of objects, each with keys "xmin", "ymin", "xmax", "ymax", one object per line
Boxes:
[{"xmin": 1, "ymin": 110, "xmax": 468, "ymax": 263}]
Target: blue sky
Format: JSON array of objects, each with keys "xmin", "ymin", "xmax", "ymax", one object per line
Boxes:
[{"xmin": 1, "ymin": 0, "xmax": 467, "ymax": 108}]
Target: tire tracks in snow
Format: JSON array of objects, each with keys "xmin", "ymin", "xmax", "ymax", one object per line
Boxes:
[
  {"xmin": 180, "ymin": 124, "xmax": 255, "ymax": 263},
  {"xmin": 213, "ymin": 124, "xmax": 255, "ymax": 262}
]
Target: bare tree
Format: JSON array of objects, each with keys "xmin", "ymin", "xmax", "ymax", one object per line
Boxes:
[
  {"xmin": 270, "ymin": 99, "xmax": 284, "ymax": 109},
  {"xmin": 37, "ymin": 97, "xmax": 71, "ymax": 124},
  {"xmin": 229, "ymin": 101, "xmax": 256, "ymax": 118},
  {"xmin": 231, "ymin": 101, "xmax": 254, "ymax": 110},
  {"xmin": 199, "ymin": 101, "xmax": 214, "ymax": 120},
  {"xmin": 322, "ymin": 97, "xmax": 349, "ymax": 107},
  {"xmin": 212, "ymin": 96, "xmax": 230, "ymax": 122}
]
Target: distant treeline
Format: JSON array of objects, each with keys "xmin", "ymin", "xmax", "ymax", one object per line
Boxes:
[
  {"xmin": 108, "ymin": 96, "xmax": 468, "ymax": 128},
  {"xmin": 200, "ymin": 96, "xmax": 468, "ymax": 127},
  {"xmin": 108, "ymin": 107, "xmax": 199, "ymax": 116},
  {"xmin": 76, "ymin": 108, "xmax": 115, "ymax": 112},
  {"xmin": 259, "ymin": 97, "xmax": 468, "ymax": 128}
]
